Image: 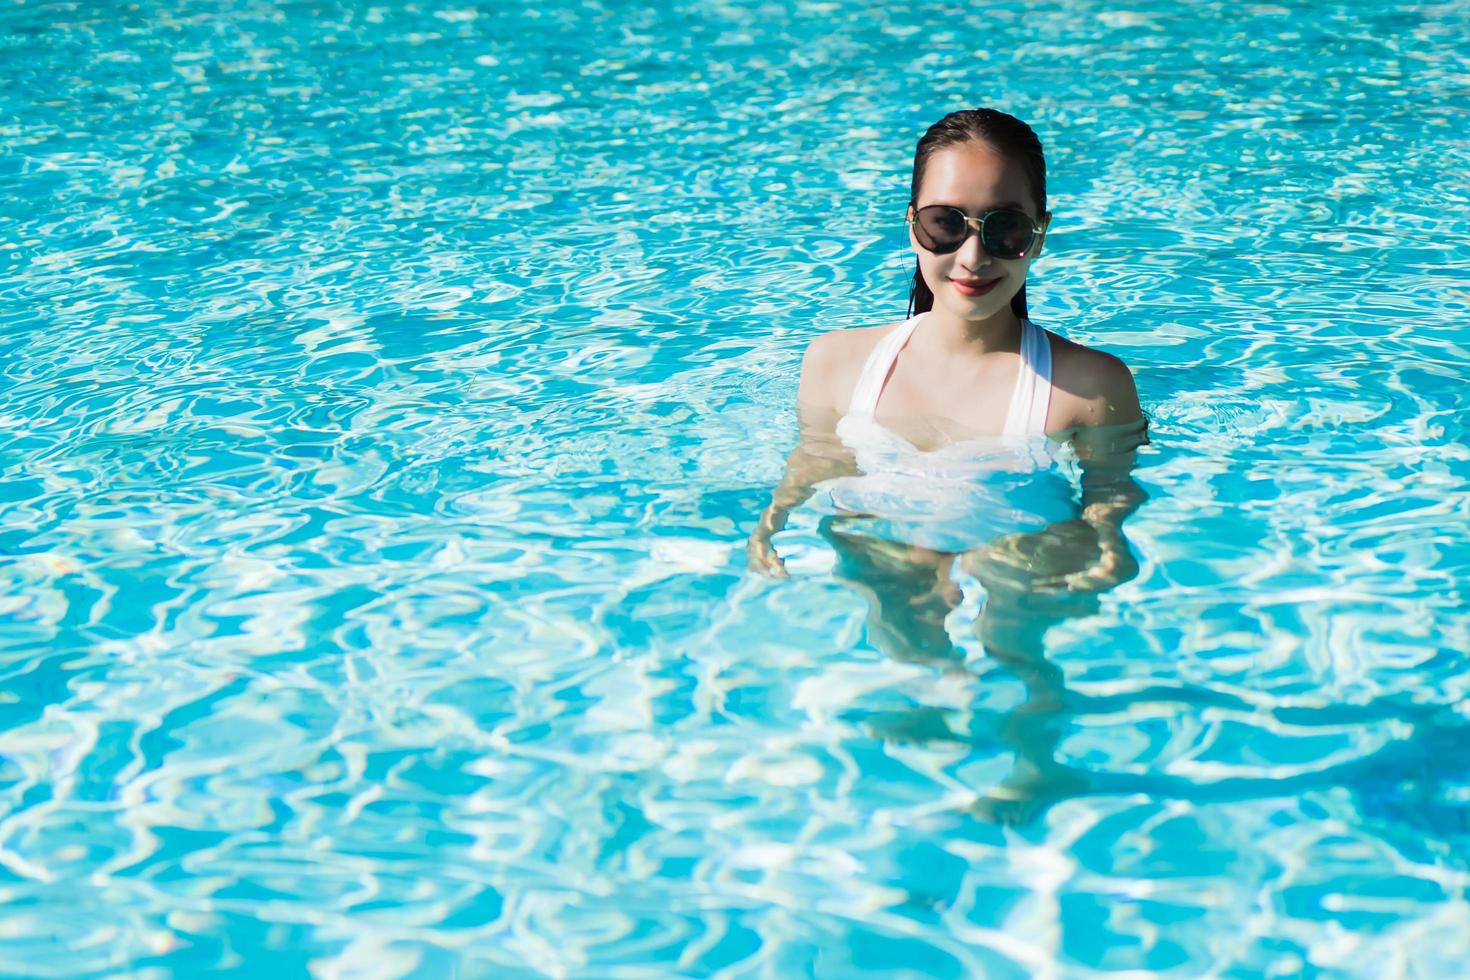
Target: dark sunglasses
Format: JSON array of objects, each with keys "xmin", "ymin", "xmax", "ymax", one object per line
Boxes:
[{"xmin": 907, "ymin": 204, "xmax": 1044, "ymax": 260}]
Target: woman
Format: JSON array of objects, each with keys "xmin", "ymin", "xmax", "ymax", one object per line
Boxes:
[
  {"xmin": 748, "ymin": 108, "xmax": 1149, "ymax": 819},
  {"xmin": 750, "ymin": 105, "xmax": 1145, "ymax": 581}
]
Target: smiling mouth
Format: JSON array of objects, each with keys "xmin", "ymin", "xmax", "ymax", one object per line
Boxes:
[{"xmin": 951, "ymin": 277, "xmax": 1001, "ymax": 296}]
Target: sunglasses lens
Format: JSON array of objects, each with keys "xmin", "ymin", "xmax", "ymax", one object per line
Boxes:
[
  {"xmin": 981, "ymin": 211, "xmax": 1035, "ymax": 259},
  {"xmin": 914, "ymin": 206, "xmax": 967, "ymax": 253},
  {"xmin": 914, "ymin": 206, "xmax": 1037, "ymax": 258}
]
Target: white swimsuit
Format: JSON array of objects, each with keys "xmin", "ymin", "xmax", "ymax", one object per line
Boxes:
[{"xmin": 814, "ymin": 311, "xmax": 1076, "ymax": 553}]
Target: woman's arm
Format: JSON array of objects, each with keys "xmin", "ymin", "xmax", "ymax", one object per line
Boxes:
[
  {"xmin": 997, "ymin": 347, "xmax": 1149, "ymax": 593},
  {"xmin": 746, "ymin": 411, "xmax": 856, "ymax": 577},
  {"xmin": 747, "ymin": 335, "xmax": 858, "ymax": 577},
  {"xmin": 1061, "ymin": 350, "xmax": 1147, "ymax": 525},
  {"xmin": 1064, "ymin": 415, "xmax": 1149, "ymax": 591}
]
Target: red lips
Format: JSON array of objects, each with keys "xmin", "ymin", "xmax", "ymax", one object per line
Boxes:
[{"xmin": 951, "ymin": 277, "xmax": 1001, "ymax": 297}]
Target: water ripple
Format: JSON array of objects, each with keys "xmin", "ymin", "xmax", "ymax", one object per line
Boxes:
[{"xmin": 3, "ymin": 0, "xmax": 1470, "ymax": 974}]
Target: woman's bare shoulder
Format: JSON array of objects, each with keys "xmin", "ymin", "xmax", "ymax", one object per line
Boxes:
[
  {"xmin": 1045, "ymin": 330, "xmax": 1142, "ymax": 429},
  {"xmin": 798, "ymin": 320, "xmax": 907, "ymax": 413}
]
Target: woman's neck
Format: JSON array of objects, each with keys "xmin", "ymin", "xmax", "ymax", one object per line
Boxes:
[{"xmin": 916, "ymin": 304, "xmax": 1023, "ymax": 359}]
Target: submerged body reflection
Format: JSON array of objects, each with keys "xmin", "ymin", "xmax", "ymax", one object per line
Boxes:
[{"xmin": 753, "ymin": 411, "xmax": 1148, "ymax": 824}]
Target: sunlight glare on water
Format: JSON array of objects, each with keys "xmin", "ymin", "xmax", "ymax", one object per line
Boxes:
[{"xmin": 2, "ymin": 0, "xmax": 1469, "ymax": 974}]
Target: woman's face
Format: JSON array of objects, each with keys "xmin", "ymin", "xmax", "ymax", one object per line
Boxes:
[{"xmin": 908, "ymin": 140, "xmax": 1049, "ymax": 321}]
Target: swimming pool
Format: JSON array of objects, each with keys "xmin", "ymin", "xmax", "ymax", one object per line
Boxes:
[{"xmin": 3, "ymin": 0, "xmax": 1469, "ymax": 973}]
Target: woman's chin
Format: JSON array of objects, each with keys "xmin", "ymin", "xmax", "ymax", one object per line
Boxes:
[{"xmin": 939, "ymin": 289, "xmax": 1013, "ymax": 320}]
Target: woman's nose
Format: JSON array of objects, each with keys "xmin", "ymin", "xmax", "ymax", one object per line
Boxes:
[{"xmin": 956, "ymin": 225, "xmax": 991, "ymax": 269}]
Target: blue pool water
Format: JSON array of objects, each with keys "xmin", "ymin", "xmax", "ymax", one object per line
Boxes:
[{"xmin": 3, "ymin": 0, "xmax": 1470, "ymax": 974}]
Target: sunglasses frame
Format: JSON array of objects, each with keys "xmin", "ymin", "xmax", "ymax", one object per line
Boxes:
[{"xmin": 906, "ymin": 204, "xmax": 1046, "ymax": 260}]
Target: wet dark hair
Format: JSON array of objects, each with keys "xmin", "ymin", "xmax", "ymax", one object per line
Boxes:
[{"xmin": 906, "ymin": 108, "xmax": 1048, "ymax": 320}]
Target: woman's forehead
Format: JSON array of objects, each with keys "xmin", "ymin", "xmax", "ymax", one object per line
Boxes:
[{"xmin": 917, "ymin": 142, "xmax": 1033, "ymax": 209}]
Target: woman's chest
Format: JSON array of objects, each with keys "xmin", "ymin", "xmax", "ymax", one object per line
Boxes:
[{"xmin": 870, "ymin": 357, "xmax": 1022, "ymax": 437}]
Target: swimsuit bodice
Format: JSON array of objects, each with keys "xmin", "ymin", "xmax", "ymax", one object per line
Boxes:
[{"xmin": 816, "ymin": 312, "xmax": 1072, "ymax": 552}]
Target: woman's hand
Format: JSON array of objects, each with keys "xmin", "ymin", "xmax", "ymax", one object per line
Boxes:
[
  {"xmin": 1063, "ymin": 517, "xmax": 1139, "ymax": 592},
  {"xmin": 964, "ymin": 518, "xmax": 1138, "ymax": 595},
  {"xmin": 746, "ymin": 522, "xmax": 789, "ymax": 578}
]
